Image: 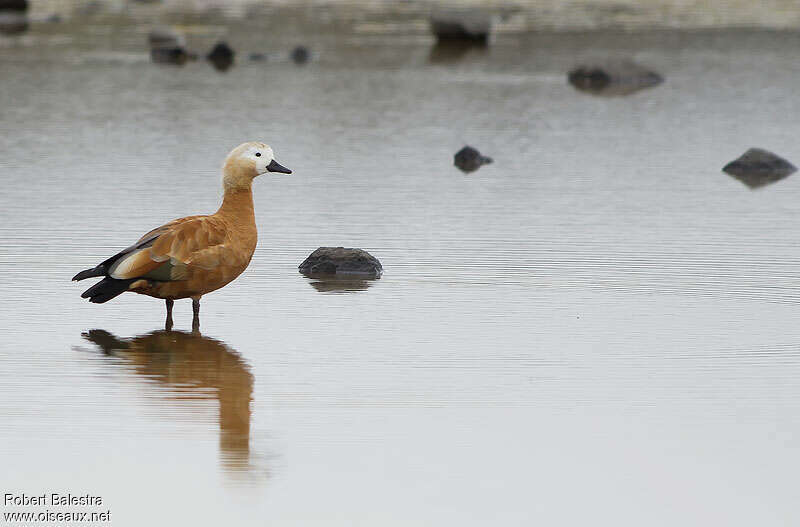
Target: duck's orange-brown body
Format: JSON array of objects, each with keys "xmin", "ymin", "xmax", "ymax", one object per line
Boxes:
[{"xmin": 123, "ymin": 188, "xmax": 258, "ymax": 300}]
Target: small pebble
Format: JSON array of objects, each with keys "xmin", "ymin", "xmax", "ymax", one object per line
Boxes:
[
  {"xmin": 291, "ymin": 45, "xmax": 310, "ymax": 65},
  {"xmin": 454, "ymin": 146, "xmax": 493, "ymax": 173},
  {"xmin": 206, "ymin": 41, "xmax": 235, "ymax": 71}
]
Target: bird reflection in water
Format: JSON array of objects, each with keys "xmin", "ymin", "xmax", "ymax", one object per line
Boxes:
[{"xmin": 81, "ymin": 329, "xmax": 257, "ymax": 477}]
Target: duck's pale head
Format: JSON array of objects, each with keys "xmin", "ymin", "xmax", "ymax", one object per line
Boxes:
[{"xmin": 222, "ymin": 141, "xmax": 291, "ymax": 189}]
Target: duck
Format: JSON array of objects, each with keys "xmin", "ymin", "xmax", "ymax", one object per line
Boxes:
[{"xmin": 73, "ymin": 141, "xmax": 291, "ymax": 330}]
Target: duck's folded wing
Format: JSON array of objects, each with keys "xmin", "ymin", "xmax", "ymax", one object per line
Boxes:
[{"xmin": 107, "ymin": 216, "xmax": 227, "ymax": 282}]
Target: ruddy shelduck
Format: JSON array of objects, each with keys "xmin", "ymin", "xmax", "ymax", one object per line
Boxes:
[{"xmin": 73, "ymin": 141, "xmax": 291, "ymax": 330}]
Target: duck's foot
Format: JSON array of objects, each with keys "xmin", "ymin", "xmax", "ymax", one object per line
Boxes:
[
  {"xmin": 191, "ymin": 297, "xmax": 201, "ymax": 334},
  {"xmin": 165, "ymin": 299, "xmax": 174, "ymax": 332}
]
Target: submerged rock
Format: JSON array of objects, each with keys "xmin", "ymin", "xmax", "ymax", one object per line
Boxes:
[
  {"xmin": 148, "ymin": 27, "xmax": 184, "ymax": 48},
  {"xmin": 299, "ymin": 247, "xmax": 383, "ymax": 278},
  {"xmin": 0, "ymin": 0, "xmax": 27, "ymax": 10},
  {"xmin": 0, "ymin": 0, "xmax": 27, "ymax": 34},
  {"xmin": 206, "ymin": 41, "xmax": 234, "ymax": 71},
  {"xmin": 151, "ymin": 46, "xmax": 191, "ymax": 65},
  {"xmin": 568, "ymin": 61, "xmax": 663, "ymax": 96},
  {"xmin": 428, "ymin": 39, "xmax": 487, "ymax": 63},
  {"xmin": 0, "ymin": 10, "xmax": 27, "ymax": 34},
  {"xmin": 291, "ymin": 45, "xmax": 310, "ymax": 65},
  {"xmin": 148, "ymin": 28, "xmax": 192, "ymax": 65},
  {"xmin": 454, "ymin": 146, "xmax": 493, "ymax": 173},
  {"xmin": 430, "ymin": 9, "xmax": 491, "ymax": 45},
  {"xmin": 722, "ymin": 148, "xmax": 797, "ymax": 189}
]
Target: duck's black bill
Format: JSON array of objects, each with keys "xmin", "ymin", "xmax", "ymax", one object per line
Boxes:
[{"xmin": 267, "ymin": 160, "xmax": 292, "ymax": 174}]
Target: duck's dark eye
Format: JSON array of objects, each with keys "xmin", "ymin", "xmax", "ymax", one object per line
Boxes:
[{"xmin": 255, "ymin": 152, "xmax": 262, "ymax": 157}]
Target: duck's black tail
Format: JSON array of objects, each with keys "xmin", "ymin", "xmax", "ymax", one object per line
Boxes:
[
  {"xmin": 82, "ymin": 329, "xmax": 130, "ymax": 353},
  {"xmin": 72, "ymin": 265, "xmax": 106, "ymax": 281},
  {"xmin": 80, "ymin": 277, "xmax": 136, "ymax": 304}
]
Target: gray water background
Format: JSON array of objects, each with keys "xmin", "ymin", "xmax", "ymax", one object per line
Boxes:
[{"xmin": 1, "ymin": 9, "xmax": 800, "ymax": 526}]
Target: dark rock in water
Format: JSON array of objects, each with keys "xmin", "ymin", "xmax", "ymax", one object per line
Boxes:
[
  {"xmin": 207, "ymin": 41, "xmax": 234, "ymax": 60},
  {"xmin": 148, "ymin": 28, "xmax": 192, "ymax": 65},
  {"xmin": 151, "ymin": 46, "xmax": 191, "ymax": 65},
  {"xmin": 0, "ymin": 0, "xmax": 28, "ymax": 11},
  {"xmin": 291, "ymin": 45, "xmax": 310, "ymax": 65},
  {"xmin": 430, "ymin": 9, "xmax": 491, "ymax": 45},
  {"xmin": 454, "ymin": 146, "xmax": 493, "ymax": 173},
  {"xmin": 206, "ymin": 41, "xmax": 234, "ymax": 72},
  {"xmin": 0, "ymin": 0, "xmax": 27, "ymax": 33},
  {"xmin": 148, "ymin": 27, "xmax": 184, "ymax": 48},
  {"xmin": 299, "ymin": 247, "xmax": 383, "ymax": 278},
  {"xmin": 248, "ymin": 52, "xmax": 266, "ymax": 62},
  {"xmin": 0, "ymin": 10, "xmax": 27, "ymax": 34},
  {"xmin": 568, "ymin": 61, "xmax": 663, "ymax": 96},
  {"xmin": 722, "ymin": 148, "xmax": 797, "ymax": 189},
  {"xmin": 569, "ymin": 67, "xmax": 611, "ymax": 91}
]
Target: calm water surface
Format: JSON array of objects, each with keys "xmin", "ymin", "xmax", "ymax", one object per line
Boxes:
[{"xmin": 1, "ymin": 15, "xmax": 800, "ymax": 526}]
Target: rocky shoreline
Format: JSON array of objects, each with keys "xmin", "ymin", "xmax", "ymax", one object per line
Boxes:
[{"xmin": 21, "ymin": 0, "xmax": 800, "ymax": 32}]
